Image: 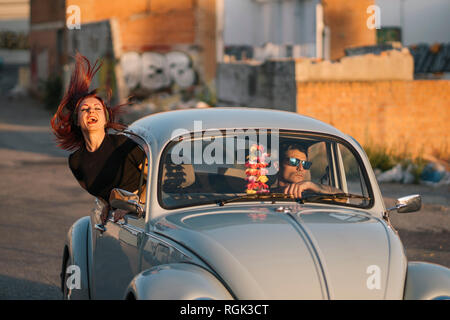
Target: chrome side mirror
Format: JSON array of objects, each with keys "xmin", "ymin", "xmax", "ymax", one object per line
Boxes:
[
  {"xmin": 109, "ymin": 188, "xmax": 145, "ymax": 218},
  {"xmin": 387, "ymin": 194, "xmax": 421, "ymax": 214}
]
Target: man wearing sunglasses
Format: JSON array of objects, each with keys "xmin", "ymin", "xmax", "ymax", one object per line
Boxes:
[{"xmin": 277, "ymin": 143, "xmax": 341, "ymax": 199}]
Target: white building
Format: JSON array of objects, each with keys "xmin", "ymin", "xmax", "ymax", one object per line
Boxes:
[
  {"xmin": 222, "ymin": 0, "xmax": 321, "ymax": 59},
  {"xmin": 376, "ymin": 0, "xmax": 450, "ymax": 45}
]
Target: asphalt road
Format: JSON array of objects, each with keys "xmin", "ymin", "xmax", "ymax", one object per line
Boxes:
[
  {"xmin": 0, "ymin": 94, "xmax": 448, "ymax": 300},
  {"xmin": 0, "ymin": 94, "xmax": 93, "ymax": 299}
]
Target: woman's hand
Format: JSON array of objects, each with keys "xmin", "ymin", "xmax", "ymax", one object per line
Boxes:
[
  {"xmin": 100, "ymin": 206, "xmax": 129, "ymax": 224},
  {"xmin": 113, "ymin": 209, "xmax": 129, "ymax": 223}
]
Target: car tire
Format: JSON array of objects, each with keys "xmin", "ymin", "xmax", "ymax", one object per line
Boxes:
[{"xmin": 62, "ymin": 258, "xmax": 70, "ymax": 300}]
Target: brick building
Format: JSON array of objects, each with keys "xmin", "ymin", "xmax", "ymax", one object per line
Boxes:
[
  {"xmin": 29, "ymin": 0, "xmax": 65, "ymax": 84},
  {"xmin": 29, "ymin": 0, "xmax": 217, "ymax": 100},
  {"xmin": 29, "ymin": 0, "xmax": 377, "ymax": 93}
]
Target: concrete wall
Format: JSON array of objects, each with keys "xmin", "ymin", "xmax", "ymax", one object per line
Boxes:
[
  {"xmin": 66, "ymin": 20, "xmax": 116, "ymax": 95},
  {"xmin": 0, "ymin": 0, "xmax": 29, "ymax": 20},
  {"xmin": 0, "ymin": 48, "xmax": 29, "ymax": 64},
  {"xmin": 217, "ymin": 55, "xmax": 448, "ymax": 158},
  {"xmin": 295, "ymin": 48, "xmax": 413, "ymax": 81},
  {"xmin": 29, "ymin": 28, "xmax": 63, "ymax": 82},
  {"xmin": 0, "ymin": 0, "xmax": 29, "ymax": 32},
  {"xmin": 296, "ymin": 80, "xmax": 450, "ymax": 158},
  {"xmin": 0, "ymin": 19, "xmax": 28, "ymax": 32},
  {"xmin": 217, "ymin": 60, "xmax": 296, "ymax": 112}
]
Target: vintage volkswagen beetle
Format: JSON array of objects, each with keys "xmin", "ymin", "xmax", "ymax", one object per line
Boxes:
[{"xmin": 61, "ymin": 108, "xmax": 450, "ymax": 300}]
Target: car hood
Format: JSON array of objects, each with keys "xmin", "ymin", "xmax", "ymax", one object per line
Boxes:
[{"xmin": 156, "ymin": 203, "xmax": 405, "ymax": 299}]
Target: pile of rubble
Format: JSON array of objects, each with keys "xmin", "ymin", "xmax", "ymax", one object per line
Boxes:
[{"xmin": 376, "ymin": 161, "xmax": 450, "ymax": 186}]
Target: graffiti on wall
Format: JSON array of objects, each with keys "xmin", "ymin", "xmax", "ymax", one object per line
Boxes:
[{"xmin": 121, "ymin": 51, "xmax": 197, "ymax": 90}]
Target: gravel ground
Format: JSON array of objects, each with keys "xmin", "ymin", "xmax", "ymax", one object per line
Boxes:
[{"xmin": 380, "ymin": 182, "xmax": 450, "ymax": 267}]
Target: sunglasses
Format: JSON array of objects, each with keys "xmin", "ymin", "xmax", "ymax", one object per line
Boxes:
[{"xmin": 285, "ymin": 157, "xmax": 312, "ymax": 170}]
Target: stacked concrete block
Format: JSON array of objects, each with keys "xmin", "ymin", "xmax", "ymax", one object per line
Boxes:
[{"xmin": 217, "ymin": 60, "xmax": 296, "ymax": 112}]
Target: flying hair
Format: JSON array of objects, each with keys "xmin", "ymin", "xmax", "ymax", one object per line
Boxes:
[{"xmin": 50, "ymin": 53, "xmax": 127, "ymax": 151}]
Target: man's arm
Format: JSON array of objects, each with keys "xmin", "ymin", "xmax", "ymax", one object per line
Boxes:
[
  {"xmin": 283, "ymin": 181, "xmax": 341, "ymax": 198},
  {"xmin": 311, "ymin": 183, "xmax": 341, "ymax": 194}
]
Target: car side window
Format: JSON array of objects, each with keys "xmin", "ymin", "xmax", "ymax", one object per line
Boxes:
[
  {"xmin": 338, "ymin": 144, "xmax": 369, "ymax": 198},
  {"xmin": 124, "ymin": 134, "xmax": 150, "ymax": 206},
  {"xmin": 308, "ymin": 142, "xmax": 330, "ymax": 185},
  {"xmin": 137, "ymin": 150, "xmax": 148, "ymax": 205}
]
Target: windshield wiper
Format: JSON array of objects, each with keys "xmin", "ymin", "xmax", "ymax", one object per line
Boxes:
[
  {"xmin": 215, "ymin": 192, "xmax": 370, "ymax": 206},
  {"xmin": 300, "ymin": 192, "xmax": 371, "ymax": 203},
  {"xmin": 216, "ymin": 193, "xmax": 298, "ymax": 206}
]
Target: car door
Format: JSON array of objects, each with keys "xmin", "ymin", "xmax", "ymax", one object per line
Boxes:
[
  {"xmin": 90, "ymin": 134, "xmax": 149, "ymax": 299},
  {"xmin": 91, "ymin": 209, "xmax": 146, "ymax": 299}
]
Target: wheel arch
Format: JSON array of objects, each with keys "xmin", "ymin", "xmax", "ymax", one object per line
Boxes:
[
  {"xmin": 62, "ymin": 216, "xmax": 91, "ymax": 299},
  {"xmin": 404, "ymin": 262, "xmax": 450, "ymax": 300},
  {"xmin": 125, "ymin": 263, "xmax": 234, "ymax": 300}
]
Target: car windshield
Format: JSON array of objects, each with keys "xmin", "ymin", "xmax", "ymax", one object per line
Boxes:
[{"xmin": 158, "ymin": 130, "xmax": 372, "ymax": 209}]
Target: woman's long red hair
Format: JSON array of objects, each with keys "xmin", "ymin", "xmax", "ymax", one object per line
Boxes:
[{"xmin": 51, "ymin": 53, "xmax": 127, "ymax": 151}]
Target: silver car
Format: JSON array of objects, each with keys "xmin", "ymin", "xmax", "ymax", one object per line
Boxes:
[{"xmin": 61, "ymin": 108, "xmax": 450, "ymax": 300}]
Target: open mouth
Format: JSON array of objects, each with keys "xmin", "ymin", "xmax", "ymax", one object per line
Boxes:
[{"xmin": 87, "ymin": 117, "xmax": 98, "ymax": 124}]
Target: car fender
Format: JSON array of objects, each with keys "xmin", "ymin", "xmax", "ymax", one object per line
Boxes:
[
  {"xmin": 126, "ymin": 263, "xmax": 234, "ymax": 300},
  {"xmin": 62, "ymin": 216, "xmax": 91, "ymax": 299},
  {"xmin": 403, "ymin": 262, "xmax": 450, "ymax": 300}
]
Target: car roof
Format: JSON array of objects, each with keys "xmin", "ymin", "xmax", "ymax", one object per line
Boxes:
[{"xmin": 127, "ymin": 107, "xmax": 349, "ymax": 147}]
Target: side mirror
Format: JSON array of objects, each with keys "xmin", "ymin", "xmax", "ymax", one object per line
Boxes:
[
  {"xmin": 387, "ymin": 194, "xmax": 421, "ymax": 214},
  {"xmin": 109, "ymin": 188, "xmax": 145, "ymax": 218}
]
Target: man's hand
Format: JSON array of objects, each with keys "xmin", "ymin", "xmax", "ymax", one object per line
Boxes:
[
  {"xmin": 283, "ymin": 181, "xmax": 342, "ymax": 199},
  {"xmin": 113, "ymin": 209, "xmax": 130, "ymax": 223},
  {"xmin": 283, "ymin": 181, "xmax": 320, "ymax": 198}
]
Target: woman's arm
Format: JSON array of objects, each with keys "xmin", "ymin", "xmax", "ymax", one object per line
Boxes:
[{"xmin": 97, "ymin": 197, "xmax": 110, "ymax": 224}]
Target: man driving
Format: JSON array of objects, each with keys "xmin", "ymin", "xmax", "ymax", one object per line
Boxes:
[{"xmin": 275, "ymin": 143, "xmax": 341, "ymax": 198}]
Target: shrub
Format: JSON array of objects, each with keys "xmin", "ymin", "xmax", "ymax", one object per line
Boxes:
[
  {"xmin": 364, "ymin": 143, "xmax": 429, "ymax": 184},
  {"xmin": 364, "ymin": 144, "xmax": 395, "ymax": 172},
  {"xmin": 409, "ymin": 157, "xmax": 427, "ymax": 184}
]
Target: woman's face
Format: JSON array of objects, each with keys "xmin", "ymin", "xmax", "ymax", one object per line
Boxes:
[{"xmin": 76, "ymin": 96, "xmax": 107, "ymax": 132}]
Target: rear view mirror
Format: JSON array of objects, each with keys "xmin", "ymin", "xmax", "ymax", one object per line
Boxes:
[
  {"xmin": 109, "ymin": 188, "xmax": 145, "ymax": 218},
  {"xmin": 387, "ymin": 194, "xmax": 422, "ymax": 214}
]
